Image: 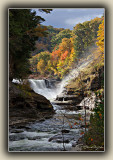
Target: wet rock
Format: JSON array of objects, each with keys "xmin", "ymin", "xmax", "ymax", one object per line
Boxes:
[
  {"xmin": 56, "ymin": 139, "xmax": 70, "ymax": 143},
  {"xmin": 84, "ymin": 106, "xmax": 89, "ymax": 110},
  {"xmin": 48, "ymin": 134, "xmax": 74, "ymax": 143},
  {"xmin": 61, "ymin": 129, "xmax": 70, "ymax": 134},
  {"xmin": 72, "ymin": 141, "xmax": 77, "ymax": 147},
  {"xmin": 10, "ymin": 129, "xmax": 24, "ymax": 133},
  {"xmin": 54, "ymin": 89, "xmax": 85, "ymax": 107},
  {"xmin": 16, "ymin": 125, "xmax": 31, "ymax": 130},
  {"xmin": 9, "ymin": 134, "xmax": 26, "ymax": 141},
  {"xmin": 75, "ymin": 105, "xmax": 83, "ymax": 110},
  {"xmin": 27, "ymin": 136, "xmax": 41, "ymax": 140}
]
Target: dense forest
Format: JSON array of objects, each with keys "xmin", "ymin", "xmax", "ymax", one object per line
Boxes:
[{"xmin": 29, "ymin": 16, "xmax": 104, "ymax": 79}]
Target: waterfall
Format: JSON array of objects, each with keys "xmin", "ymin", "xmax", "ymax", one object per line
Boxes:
[
  {"xmin": 12, "ymin": 53, "xmax": 93, "ymax": 101},
  {"xmin": 28, "ymin": 79, "xmax": 59, "ymax": 100},
  {"xmin": 28, "ymin": 55, "xmax": 93, "ymax": 101}
]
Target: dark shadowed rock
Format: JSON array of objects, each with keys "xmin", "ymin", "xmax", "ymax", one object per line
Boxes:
[
  {"xmin": 61, "ymin": 129, "xmax": 70, "ymax": 133},
  {"xmin": 9, "ymin": 81, "xmax": 54, "ymax": 126},
  {"xmin": 90, "ymin": 66, "xmax": 104, "ymax": 91}
]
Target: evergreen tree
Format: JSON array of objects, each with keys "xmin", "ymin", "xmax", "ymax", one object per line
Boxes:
[{"xmin": 9, "ymin": 9, "xmax": 52, "ymax": 80}]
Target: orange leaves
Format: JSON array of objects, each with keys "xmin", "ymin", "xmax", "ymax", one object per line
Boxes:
[
  {"xmin": 80, "ymin": 131, "xmax": 84, "ymax": 135},
  {"xmin": 89, "ymin": 137, "xmax": 93, "ymax": 141},
  {"xmin": 71, "ymin": 47, "xmax": 74, "ymax": 54},
  {"xmin": 79, "ymin": 117, "xmax": 84, "ymax": 121},
  {"xmin": 60, "ymin": 50, "xmax": 68, "ymax": 60},
  {"xmin": 99, "ymin": 113, "xmax": 102, "ymax": 117},
  {"xmin": 99, "ymin": 113, "xmax": 102, "ymax": 119},
  {"xmin": 97, "ymin": 111, "xmax": 102, "ymax": 119},
  {"xmin": 51, "ymin": 49, "xmax": 60, "ymax": 61},
  {"xmin": 48, "ymin": 37, "xmax": 77, "ymax": 78}
]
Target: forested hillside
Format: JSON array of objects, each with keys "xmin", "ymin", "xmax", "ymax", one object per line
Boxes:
[{"xmin": 30, "ymin": 16, "xmax": 104, "ymax": 79}]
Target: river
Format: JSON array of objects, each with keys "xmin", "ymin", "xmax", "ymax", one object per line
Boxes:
[
  {"xmin": 9, "ymin": 53, "xmax": 94, "ymax": 152},
  {"xmin": 9, "ymin": 102, "xmax": 92, "ymax": 151}
]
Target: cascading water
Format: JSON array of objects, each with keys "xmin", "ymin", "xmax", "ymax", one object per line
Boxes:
[
  {"xmin": 10, "ymin": 53, "xmax": 95, "ymax": 152},
  {"xmin": 28, "ymin": 56, "xmax": 93, "ymax": 101},
  {"xmin": 28, "ymin": 79, "xmax": 58, "ymax": 100}
]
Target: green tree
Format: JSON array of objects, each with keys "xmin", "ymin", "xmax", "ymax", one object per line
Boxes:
[
  {"xmin": 9, "ymin": 9, "xmax": 52, "ymax": 80},
  {"xmin": 74, "ymin": 23, "xmax": 85, "ymax": 56},
  {"xmin": 73, "ymin": 17, "xmax": 103, "ymax": 57},
  {"xmin": 51, "ymin": 29, "xmax": 72, "ymax": 50},
  {"xmin": 32, "ymin": 25, "xmax": 64, "ymax": 55}
]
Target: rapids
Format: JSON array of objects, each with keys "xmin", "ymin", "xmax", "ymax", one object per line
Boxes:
[{"xmin": 9, "ymin": 52, "xmax": 95, "ymax": 151}]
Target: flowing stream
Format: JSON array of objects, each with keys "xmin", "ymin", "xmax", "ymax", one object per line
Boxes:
[{"xmin": 9, "ymin": 53, "xmax": 94, "ymax": 151}]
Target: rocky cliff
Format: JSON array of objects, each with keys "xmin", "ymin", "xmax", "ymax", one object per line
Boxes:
[
  {"xmin": 53, "ymin": 57, "xmax": 104, "ymax": 110},
  {"xmin": 9, "ymin": 81, "xmax": 54, "ymax": 126}
]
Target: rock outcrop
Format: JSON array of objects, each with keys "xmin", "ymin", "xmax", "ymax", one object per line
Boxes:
[
  {"xmin": 54, "ymin": 90, "xmax": 84, "ymax": 107},
  {"xmin": 90, "ymin": 66, "xmax": 104, "ymax": 91},
  {"xmin": 53, "ymin": 64, "xmax": 104, "ymax": 110},
  {"xmin": 9, "ymin": 81, "xmax": 54, "ymax": 126}
]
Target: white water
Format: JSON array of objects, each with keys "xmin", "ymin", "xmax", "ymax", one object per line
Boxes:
[
  {"xmin": 10, "ymin": 52, "xmax": 96, "ymax": 152},
  {"xmin": 28, "ymin": 55, "xmax": 93, "ymax": 101},
  {"xmin": 29, "ymin": 79, "xmax": 59, "ymax": 100}
]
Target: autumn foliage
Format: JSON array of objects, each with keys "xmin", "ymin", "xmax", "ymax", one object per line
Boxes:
[
  {"xmin": 30, "ymin": 16, "xmax": 104, "ymax": 79},
  {"xmin": 96, "ymin": 19, "xmax": 104, "ymax": 54}
]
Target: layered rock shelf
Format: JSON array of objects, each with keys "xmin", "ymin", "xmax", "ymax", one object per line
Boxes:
[
  {"xmin": 53, "ymin": 89, "xmax": 84, "ymax": 109},
  {"xmin": 9, "ymin": 81, "xmax": 54, "ymax": 126}
]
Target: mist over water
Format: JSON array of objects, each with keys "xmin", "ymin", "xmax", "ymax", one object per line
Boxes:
[{"xmin": 28, "ymin": 53, "xmax": 93, "ymax": 101}]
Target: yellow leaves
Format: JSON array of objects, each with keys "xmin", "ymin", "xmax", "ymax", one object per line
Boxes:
[
  {"xmin": 96, "ymin": 20, "xmax": 104, "ymax": 54},
  {"xmin": 37, "ymin": 59, "xmax": 45, "ymax": 72},
  {"xmin": 71, "ymin": 47, "xmax": 74, "ymax": 54}
]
